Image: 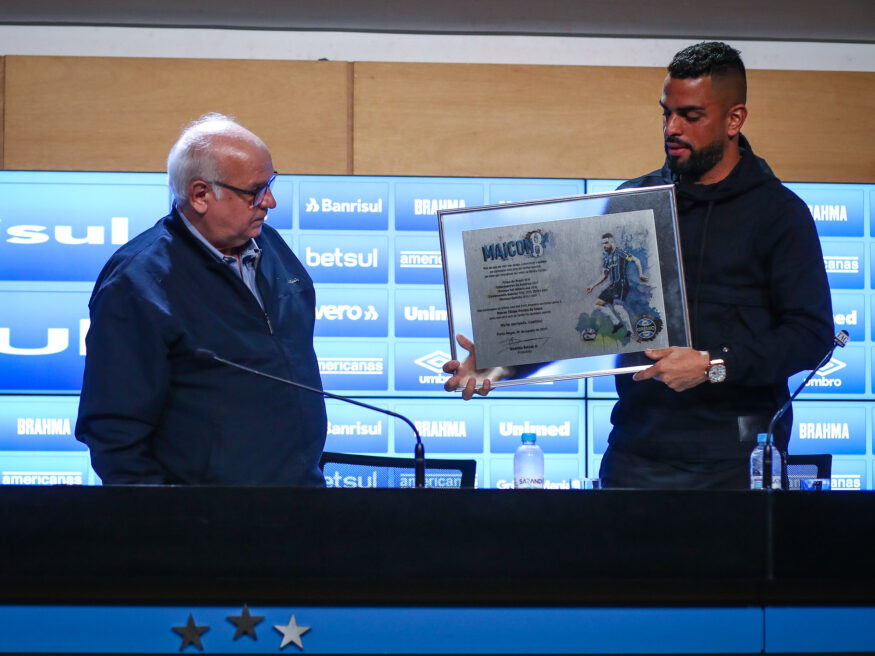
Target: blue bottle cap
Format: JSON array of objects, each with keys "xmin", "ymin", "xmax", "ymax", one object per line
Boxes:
[{"xmin": 521, "ymin": 432, "xmax": 536, "ymax": 443}]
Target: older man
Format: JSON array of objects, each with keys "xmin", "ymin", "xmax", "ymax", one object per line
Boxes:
[
  {"xmin": 76, "ymin": 113, "xmax": 326, "ymax": 485},
  {"xmin": 444, "ymin": 43, "xmax": 833, "ymax": 489}
]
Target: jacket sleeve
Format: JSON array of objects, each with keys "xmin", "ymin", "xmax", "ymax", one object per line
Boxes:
[
  {"xmin": 721, "ymin": 194, "xmax": 834, "ymax": 387},
  {"xmin": 75, "ymin": 280, "xmax": 171, "ymax": 484}
]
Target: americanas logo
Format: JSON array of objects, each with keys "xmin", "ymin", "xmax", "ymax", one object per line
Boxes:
[
  {"xmin": 394, "ymin": 181, "xmax": 484, "ymax": 231},
  {"xmin": 0, "ymin": 450, "xmax": 91, "ymax": 486},
  {"xmin": 820, "ymin": 241, "xmax": 864, "ymax": 289},
  {"xmin": 299, "ymin": 180, "xmax": 388, "ymax": 230},
  {"xmin": 301, "ymin": 235, "xmax": 388, "ymax": 284},
  {"xmin": 790, "ymin": 345, "xmax": 864, "ymax": 396},
  {"xmin": 0, "ymin": 173, "xmax": 169, "ymax": 281},
  {"xmin": 314, "ymin": 288, "xmax": 388, "ymax": 337},
  {"xmin": 315, "ymin": 342, "xmax": 388, "ymax": 392},
  {"xmin": 395, "ymin": 235, "xmax": 444, "ymax": 284},
  {"xmin": 0, "ymin": 291, "xmax": 91, "ymax": 393}
]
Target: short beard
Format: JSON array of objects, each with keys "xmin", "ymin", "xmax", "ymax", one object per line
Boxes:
[{"xmin": 667, "ymin": 138, "xmax": 725, "ymax": 183}]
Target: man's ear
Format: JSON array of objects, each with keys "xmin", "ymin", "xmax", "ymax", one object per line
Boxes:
[
  {"xmin": 188, "ymin": 180, "xmax": 212, "ymax": 214},
  {"xmin": 726, "ymin": 103, "xmax": 747, "ymax": 138}
]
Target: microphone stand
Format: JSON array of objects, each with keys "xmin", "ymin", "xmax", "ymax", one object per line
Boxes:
[
  {"xmin": 196, "ymin": 349, "xmax": 426, "ymax": 488},
  {"xmin": 763, "ymin": 331, "xmax": 849, "ymax": 490}
]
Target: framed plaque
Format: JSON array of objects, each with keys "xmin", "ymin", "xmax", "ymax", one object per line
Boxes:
[{"xmin": 437, "ymin": 185, "xmax": 691, "ymax": 388}]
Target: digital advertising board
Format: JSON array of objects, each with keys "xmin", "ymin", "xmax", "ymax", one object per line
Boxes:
[{"xmin": 0, "ymin": 171, "xmax": 871, "ymax": 488}]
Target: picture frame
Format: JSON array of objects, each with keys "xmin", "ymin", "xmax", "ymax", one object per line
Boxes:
[{"xmin": 437, "ymin": 185, "xmax": 691, "ymax": 388}]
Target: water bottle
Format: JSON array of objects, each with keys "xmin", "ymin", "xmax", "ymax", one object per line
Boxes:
[
  {"xmin": 514, "ymin": 433, "xmax": 544, "ymax": 489},
  {"xmin": 750, "ymin": 433, "xmax": 782, "ymax": 490}
]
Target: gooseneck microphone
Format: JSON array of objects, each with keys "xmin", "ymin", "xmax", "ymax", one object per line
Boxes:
[
  {"xmin": 194, "ymin": 349, "xmax": 426, "ymax": 488},
  {"xmin": 762, "ymin": 330, "xmax": 850, "ymax": 490}
]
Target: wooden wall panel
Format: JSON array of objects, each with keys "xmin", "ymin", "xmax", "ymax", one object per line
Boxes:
[
  {"xmin": 745, "ymin": 70, "xmax": 874, "ymax": 183},
  {"xmin": 354, "ymin": 62, "xmax": 875, "ymax": 183},
  {"xmin": 353, "ymin": 62, "xmax": 668, "ymax": 180},
  {"xmin": 3, "ymin": 56, "xmax": 351, "ymax": 174},
  {"xmin": 2, "ymin": 56, "xmax": 872, "ymax": 182}
]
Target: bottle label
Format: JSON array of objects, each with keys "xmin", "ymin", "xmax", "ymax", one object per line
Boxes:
[{"xmin": 515, "ymin": 477, "xmax": 544, "ymax": 489}]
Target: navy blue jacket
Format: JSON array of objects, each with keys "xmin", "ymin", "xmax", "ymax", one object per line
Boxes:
[
  {"xmin": 76, "ymin": 210, "xmax": 327, "ymax": 485},
  {"xmin": 609, "ymin": 136, "xmax": 833, "ymax": 459}
]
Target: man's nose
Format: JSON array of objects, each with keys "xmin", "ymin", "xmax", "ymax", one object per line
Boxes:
[{"xmin": 259, "ymin": 187, "xmax": 277, "ymax": 209}]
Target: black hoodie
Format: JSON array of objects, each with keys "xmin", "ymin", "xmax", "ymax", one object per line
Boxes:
[{"xmin": 608, "ymin": 136, "xmax": 833, "ymax": 460}]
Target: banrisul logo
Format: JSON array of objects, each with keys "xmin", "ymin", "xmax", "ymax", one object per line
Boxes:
[
  {"xmin": 323, "ymin": 400, "xmax": 388, "ymax": 452},
  {"xmin": 0, "ymin": 172, "xmax": 169, "ymax": 281},
  {"xmin": 299, "ymin": 179, "xmax": 388, "ymax": 230},
  {"xmin": 785, "ymin": 183, "xmax": 864, "ymax": 238},
  {"xmin": 394, "ymin": 181, "xmax": 484, "ymax": 231},
  {"xmin": 301, "ymin": 235, "xmax": 388, "ymax": 284},
  {"xmin": 314, "ymin": 288, "xmax": 388, "ymax": 337},
  {"xmin": 0, "ymin": 291, "xmax": 91, "ymax": 393}
]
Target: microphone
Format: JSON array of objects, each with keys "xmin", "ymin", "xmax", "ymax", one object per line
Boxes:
[
  {"xmin": 762, "ymin": 330, "xmax": 849, "ymax": 489},
  {"xmin": 194, "ymin": 349, "xmax": 426, "ymax": 488}
]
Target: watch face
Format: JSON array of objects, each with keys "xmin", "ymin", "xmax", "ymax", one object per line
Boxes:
[{"xmin": 708, "ymin": 363, "xmax": 727, "ymax": 383}]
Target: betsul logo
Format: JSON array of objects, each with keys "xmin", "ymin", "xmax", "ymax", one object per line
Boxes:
[
  {"xmin": 0, "ymin": 323, "xmax": 88, "ymax": 356},
  {"xmin": 2, "ymin": 217, "xmax": 129, "ymax": 245},
  {"xmin": 0, "ymin": 291, "xmax": 91, "ymax": 392},
  {"xmin": 301, "ymin": 236, "xmax": 388, "ymax": 284}
]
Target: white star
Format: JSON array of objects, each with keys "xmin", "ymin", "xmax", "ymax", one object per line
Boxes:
[{"xmin": 274, "ymin": 614, "xmax": 311, "ymax": 650}]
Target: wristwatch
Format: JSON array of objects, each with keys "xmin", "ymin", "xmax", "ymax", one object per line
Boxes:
[{"xmin": 706, "ymin": 356, "xmax": 727, "ymax": 384}]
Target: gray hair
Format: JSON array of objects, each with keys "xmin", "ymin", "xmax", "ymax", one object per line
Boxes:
[{"xmin": 166, "ymin": 113, "xmax": 263, "ymax": 204}]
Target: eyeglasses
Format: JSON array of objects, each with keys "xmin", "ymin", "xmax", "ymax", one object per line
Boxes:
[{"xmin": 208, "ymin": 171, "xmax": 278, "ymax": 207}]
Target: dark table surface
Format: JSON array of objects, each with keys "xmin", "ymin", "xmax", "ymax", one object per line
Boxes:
[{"xmin": 1, "ymin": 487, "xmax": 871, "ymax": 605}]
